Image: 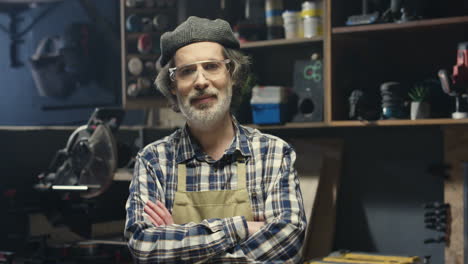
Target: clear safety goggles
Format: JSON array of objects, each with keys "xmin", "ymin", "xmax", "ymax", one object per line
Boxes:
[{"xmin": 169, "ymin": 59, "xmax": 231, "ymax": 83}]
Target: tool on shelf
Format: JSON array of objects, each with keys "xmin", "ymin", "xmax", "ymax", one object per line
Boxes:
[{"xmin": 438, "ymin": 42, "xmax": 468, "ymax": 119}]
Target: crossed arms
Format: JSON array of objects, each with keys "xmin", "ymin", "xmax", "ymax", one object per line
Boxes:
[{"xmin": 124, "ymin": 148, "xmax": 306, "ymax": 263}]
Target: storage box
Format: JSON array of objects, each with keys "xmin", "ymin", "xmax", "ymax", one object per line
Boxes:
[
  {"xmin": 251, "ymin": 103, "xmax": 287, "ymax": 124},
  {"xmin": 250, "ymin": 86, "xmax": 287, "ymax": 125}
]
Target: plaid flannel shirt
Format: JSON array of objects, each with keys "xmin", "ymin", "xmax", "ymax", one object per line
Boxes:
[{"xmin": 125, "ymin": 119, "xmax": 306, "ymax": 263}]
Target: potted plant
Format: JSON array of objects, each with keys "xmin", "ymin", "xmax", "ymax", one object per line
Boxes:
[{"xmin": 408, "ymin": 84, "xmax": 430, "ymax": 120}]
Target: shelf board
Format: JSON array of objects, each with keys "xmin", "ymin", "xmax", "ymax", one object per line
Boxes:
[
  {"xmin": 246, "ymin": 122, "xmax": 328, "ymax": 130},
  {"xmin": 240, "ymin": 36, "xmax": 323, "ymax": 49},
  {"xmin": 114, "ymin": 168, "xmax": 132, "ymax": 181},
  {"xmin": 332, "ymin": 16, "xmax": 468, "ymax": 34},
  {"xmin": 245, "ymin": 118, "xmax": 468, "ymax": 129},
  {"xmin": 125, "ymin": 7, "xmax": 175, "ymax": 14},
  {"xmin": 126, "ymin": 32, "xmax": 162, "ymax": 39},
  {"xmin": 330, "ymin": 118, "xmax": 468, "ymax": 127},
  {"xmin": 124, "ymin": 97, "xmax": 167, "ymax": 109},
  {"xmin": 127, "ymin": 53, "xmax": 160, "ymax": 60},
  {"xmin": 4, "ymin": 119, "xmax": 468, "ymax": 131}
]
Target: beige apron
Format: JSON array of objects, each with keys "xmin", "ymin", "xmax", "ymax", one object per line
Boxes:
[{"xmin": 172, "ymin": 157, "xmax": 254, "ymax": 224}]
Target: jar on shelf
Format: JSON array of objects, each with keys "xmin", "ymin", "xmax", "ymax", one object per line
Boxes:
[
  {"xmin": 301, "ymin": 1, "xmax": 322, "ymax": 38},
  {"xmin": 265, "ymin": 0, "xmax": 284, "ymax": 39},
  {"xmin": 282, "ymin": 10, "xmax": 301, "ymax": 39},
  {"xmin": 126, "ymin": 14, "xmax": 142, "ymax": 33},
  {"xmin": 128, "ymin": 57, "xmax": 144, "ymax": 76}
]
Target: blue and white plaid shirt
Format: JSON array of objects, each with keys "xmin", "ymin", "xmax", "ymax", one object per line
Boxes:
[{"xmin": 125, "ymin": 118, "xmax": 306, "ymax": 263}]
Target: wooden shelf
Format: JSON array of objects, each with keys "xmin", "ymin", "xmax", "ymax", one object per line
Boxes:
[
  {"xmin": 240, "ymin": 36, "xmax": 323, "ymax": 49},
  {"xmin": 123, "ymin": 97, "xmax": 167, "ymax": 109},
  {"xmin": 330, "ymin": 118, "xmax": 468, "ymax": 127},
  {"xmin": 246, "ymin": 122, "xmax": 328, "ymax": 130},
  {"xmin": 332, "ymin": 16, "xmax": 468, "ymax": 34},
  {"xmin": 244, "ymin": 118, "xmax": 468, "ymax": 129},
  {"xmin": 127, "ymin": 53, "xmax": 160, "ymax": 60},
  {"xmin": 126, "ymin": 32, "xmax": 162, "ymax": 39},
  {"xmin": 114, "ymin": 168, "xmax": 132, "ymax": 181},
  {"xmin": 125, "ymin": 7, "xmax": 175, "ymax": 14}
]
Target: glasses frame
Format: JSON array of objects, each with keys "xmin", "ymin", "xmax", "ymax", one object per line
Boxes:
[{"xmin": 168, "ymin": 59, "xmax": 231, "ymax": 82}]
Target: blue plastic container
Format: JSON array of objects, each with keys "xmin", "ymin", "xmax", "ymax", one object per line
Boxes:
[{"xmin": 251, "ymin": 103, "xmax": 286, "ymax": 124}]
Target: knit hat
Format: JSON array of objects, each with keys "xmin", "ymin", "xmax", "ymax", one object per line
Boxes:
[{"xmin": 159, "ymin": 16, "xmax": 240, "ymax": 67}]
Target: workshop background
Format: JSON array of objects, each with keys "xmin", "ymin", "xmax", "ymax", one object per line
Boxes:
[{"xmin": 2, "ymin": 0, "xmax": 466, "ymax": 263}]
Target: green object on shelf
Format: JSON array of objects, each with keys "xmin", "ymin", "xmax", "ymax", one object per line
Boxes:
[{"xmin": 409, "ymin": 85, "xmax": 429, "ymax": 102}]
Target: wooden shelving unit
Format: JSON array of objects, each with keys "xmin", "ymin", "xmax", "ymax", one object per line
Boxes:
[
  {"xmin": 327, "ymin": 1, "xmax": 468, "ymax": 262},
  {"xmin": 119, "ymin": 1, "xmax": 468, "ymax": 132},
  {"xmin": 120, "ymin": 1, "xmax": 176, "ymax": 109}
]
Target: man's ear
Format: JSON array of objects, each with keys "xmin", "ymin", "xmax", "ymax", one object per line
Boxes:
[{"xmin": 169, "ymin": 83, "xmax": 177, "ymax": 95}]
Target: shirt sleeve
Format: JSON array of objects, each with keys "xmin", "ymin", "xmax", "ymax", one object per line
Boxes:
[
  {"xmin": 212, "ymin": 145, "xmax": 307, "ymax": 263},
  {"xmin": 124, "ymin": 153, "xmax": 250, "ymax": 263}
]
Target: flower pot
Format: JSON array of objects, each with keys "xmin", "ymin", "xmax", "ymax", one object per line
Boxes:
[{"xmin": 410, "ymin": 101, "xmax": 430, "ymax": 120}]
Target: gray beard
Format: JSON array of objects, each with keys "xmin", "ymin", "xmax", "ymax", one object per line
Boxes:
[{"xmin": 177, "ymin": 86, "xmax": 232, "ymax": 130}]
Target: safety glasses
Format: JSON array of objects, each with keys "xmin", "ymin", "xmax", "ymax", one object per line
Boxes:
[{"xmin": 169, "ymin": 59, "xmax": 231, "ymax": 84}]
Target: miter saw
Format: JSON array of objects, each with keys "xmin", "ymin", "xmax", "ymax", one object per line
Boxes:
[
  {"xmin": 36, "ymin": 108, "xmax": 125, "ymax": 198},
  {"xmin": 33, "ymin": 108, "xmax": 130, "ymax": 241}
]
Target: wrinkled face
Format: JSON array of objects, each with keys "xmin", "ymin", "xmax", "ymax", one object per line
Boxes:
[{"xmin": 171, "ymin": 42, "xmax": 232, "ymax": 128}]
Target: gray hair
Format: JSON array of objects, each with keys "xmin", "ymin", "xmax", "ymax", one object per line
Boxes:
[{"xmin": 155, "ymin": 47, "xmax": 250, "ymax": 113}]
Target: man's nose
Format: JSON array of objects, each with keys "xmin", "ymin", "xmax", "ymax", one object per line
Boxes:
[{"xmin": 193, "ymin": 69, "xmax": 209, "ymax": 90}]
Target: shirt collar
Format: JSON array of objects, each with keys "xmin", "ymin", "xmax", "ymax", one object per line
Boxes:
[
  {"xmin": 175, "ymin": 116, "xmax": 252, "ymax": 164},
  {"xmin": 228, "ymin": 116, "xmax": 252, "ymax": 158}
]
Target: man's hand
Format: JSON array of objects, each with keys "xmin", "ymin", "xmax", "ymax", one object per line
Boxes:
[
  {"xmin": 247, "ymin": 221, "xmax": 265, "ymax": 236},
  {"xmin": 144, "ymin": 200, "xmax": 174, "ymax": 226}
]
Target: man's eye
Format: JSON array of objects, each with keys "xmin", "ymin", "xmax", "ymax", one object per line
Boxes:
[
  {"xmin": 178, "ymin": 67, "xmax": 196, "ymax": 76},
  {"xmin": 203, "ymin": 62, "xmax": 221, "ymax": 71}
]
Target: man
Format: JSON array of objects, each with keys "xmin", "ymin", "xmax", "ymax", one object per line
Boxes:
[{"xmin": 125, "ymin": 16, "xmax": 306, "ymax": 263}]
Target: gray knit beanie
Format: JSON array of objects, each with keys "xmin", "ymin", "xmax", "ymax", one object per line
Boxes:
[{"xmin": 159, "ymin": 16, "xmax": 240, "ymax": 67}]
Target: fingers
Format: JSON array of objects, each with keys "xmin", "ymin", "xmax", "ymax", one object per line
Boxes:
[
  {"xmin": 156, "ymin": 200, "xmax": 174, "ymax": 225},
  {"xmin": 246, "ymin": 221, "xmax": 265, "ymax": 236},
  {"xmin": 144, "ymin": 200, "xmax": 174, "ymax": 226},
  {"xmin": 144, "ymin": 201, "xmax": 165, "ymax": 226}
]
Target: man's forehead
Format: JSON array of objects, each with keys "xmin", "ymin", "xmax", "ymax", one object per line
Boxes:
[{"xmin": 174, "ymin": 42, "xmax": 224, "ymax": 65}]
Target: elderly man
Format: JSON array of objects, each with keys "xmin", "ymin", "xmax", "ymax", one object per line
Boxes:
[{"xmin": 125, "ymin": 16, "xmax": 306, "ymax": 263}]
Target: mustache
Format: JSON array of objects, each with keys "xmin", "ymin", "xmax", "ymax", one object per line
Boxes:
[{"xmin": 188, "ymin": 89, "xmax": 218, "ymax": 100}]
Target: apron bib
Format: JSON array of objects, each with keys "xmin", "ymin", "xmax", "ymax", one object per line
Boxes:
[{"xmin": 172, "ymin": 158, "xmax": 254, "ymax": 224}]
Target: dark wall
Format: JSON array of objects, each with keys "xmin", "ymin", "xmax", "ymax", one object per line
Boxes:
[{"xmin": 269, "ymin": 126, "xmax": 444, "ymax": 263}]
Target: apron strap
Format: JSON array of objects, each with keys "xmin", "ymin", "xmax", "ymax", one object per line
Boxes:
[
  {"xmin": 177, "ymin": 164, "xmax": 187, "ymax": 191},
  {"xmin": 236, "ymin": 156, "xmax": 247, "ymax": 189}
]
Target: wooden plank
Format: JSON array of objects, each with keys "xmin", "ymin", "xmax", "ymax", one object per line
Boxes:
[
  {"xmin": 287, "ymin": 138, "xmax": 343, "ymax": 260},
  {"xmin": 323, "ymin": 0, "xmax": 332, "ymax": 124},
  {"xmin": 443, "ymin": 125, "xmax": 468, "ymax": 264}
]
